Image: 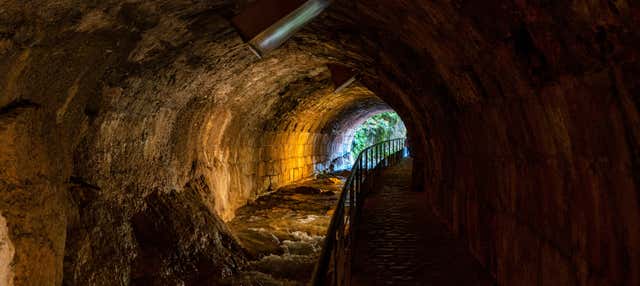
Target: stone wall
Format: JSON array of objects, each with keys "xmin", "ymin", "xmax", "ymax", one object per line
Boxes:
[
  {"xmin": 0, "ymin": 1, "xmax": 388, "ymax": 284},
  {"xmin": 324, "ymin": 1, "xmax": 640, "ymax": 285},
  {"xmin": 205, "ymin": 131, "xmax": 335, "ymax": 221}
]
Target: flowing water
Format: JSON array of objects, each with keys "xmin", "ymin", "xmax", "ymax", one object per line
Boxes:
[{"xmin": 222, "ymin": 175, "xmax": 346, "ymax": 285}]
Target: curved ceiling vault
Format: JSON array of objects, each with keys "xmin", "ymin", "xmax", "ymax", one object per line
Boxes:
[{"xmin": 0, "ymin": 0, "xmax": 638, "ymax": 285}]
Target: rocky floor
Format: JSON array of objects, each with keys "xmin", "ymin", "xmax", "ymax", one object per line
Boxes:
[{"xmin": 223, "ymin": 175, "xmax": 346, "ymax": 285}]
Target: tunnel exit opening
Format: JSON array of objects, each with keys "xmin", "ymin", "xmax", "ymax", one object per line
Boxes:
[
  {"xmin": 328, "ymin": 111, "xmax": 407, "ymax": 172},
  {"xmin": 349, "ymin": 112, "xmax": 407, "ymax": 161}
]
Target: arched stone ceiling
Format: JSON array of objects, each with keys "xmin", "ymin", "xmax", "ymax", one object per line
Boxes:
[{"xmin": 0, "ymin": 0, "xmax": 638, "ymax": 285}]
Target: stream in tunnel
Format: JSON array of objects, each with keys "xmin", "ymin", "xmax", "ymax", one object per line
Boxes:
[{"xmin": 221, "ymin": 173, "xmax": 348, "ymax": 285}]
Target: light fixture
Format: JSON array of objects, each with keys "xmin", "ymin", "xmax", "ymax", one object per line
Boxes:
[{"xmin": 232, "ymin": 0, "xmax": 331, "ymax": 58}]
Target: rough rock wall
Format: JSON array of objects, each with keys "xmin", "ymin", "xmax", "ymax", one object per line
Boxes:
[
  {"xmin": 324, "ymin": 0, "xmax": 640, "ymax": 285},
  {"xmin": 0, "ymin": 1, "xmax": 388, "ymax": 284},
  {"xmin": 0, "ymin": 1, "xmax": 253, "ymax": 284},
  {"xmin": 0, "ymin": 212, "xmax": 14, "ymax": 286}
]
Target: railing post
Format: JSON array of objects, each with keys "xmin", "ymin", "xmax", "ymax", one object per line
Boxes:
[
  {"xmin": 364, "ymin": 150, "xmax": 368, "ymax": 174},
  {"xmin": 385, "ymin": 141, "xmax": 388, "ymax": 167},
  {"xmin": 393, "ymin": 140, "xmax": 396, "ymax": 164},
  {"xmin": 371, "ymin": 146, "xmax": 374, "ymax": 169},
  {"xmin": 355, "ymin": 160, "xmax": 359, "ymax": 212},
  {"xmin": 375, "ymin": 144, "xmax": 379, "ymax": 168},
  {"xmin": 355, "ymin": 158, "xmax": 359, "ymax": 198},
  {"xmin": 391, "ymin": 140, "xmax": 394, "ymax": 164},
  {"xmin": 395, "ymin": 140, "xmax": 398, "ymax": 163},
  {"xmin": 383, "ymin": 141, "xmax": 387, "ymax": 167},
  {"xmin": 389, "ymin": 140, "xmax": 396, "ymax": 165},
  {"xmin": 364, "ymin": 149, "xmax": 369, "ymax": 172},
  {"xmin": 372, "ymin": 146, "xmax": 375, "ymax": 169},
  {"xmin": 388, "ymin": 141, "xmax": 390, "ymax": 166},
  {"xmin": 397, "ymin": 139, "xmax": 400, "ymax": 162},
  {"xmin": 375, "ymin": 145, "xmax": 378, "ymax": 168},
  {"xmin": 371, "ymin": 147, "xmax": 374, "ymax": 170},
  {"xmin": 369, "ymin": 147, "xmax": 373, "ymax": 170}
]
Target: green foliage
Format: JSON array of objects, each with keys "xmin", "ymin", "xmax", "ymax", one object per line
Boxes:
[{"xmin": 351, "ymin": 112, "xmax": 406, "ymax": 158}]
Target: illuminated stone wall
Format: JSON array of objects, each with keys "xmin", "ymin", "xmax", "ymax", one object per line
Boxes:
[{"xmin": 201, "ymin": 84, "xmax": 389, "ymax": 221}]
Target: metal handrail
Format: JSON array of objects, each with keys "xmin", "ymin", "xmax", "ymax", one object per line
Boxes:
[{"xmin": 311, "ymin": 138, "xmax": 408, "ymax": 286}]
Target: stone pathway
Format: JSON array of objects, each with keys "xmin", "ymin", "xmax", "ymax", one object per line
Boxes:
[{"xmin": 351, "ymin": 159, "xmax": 496, "ymax": 285}]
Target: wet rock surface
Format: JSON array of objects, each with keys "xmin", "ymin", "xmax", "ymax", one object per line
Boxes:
[{"xmin": 224, "ymin": 175, "xmax": 344, "ymax": 285}]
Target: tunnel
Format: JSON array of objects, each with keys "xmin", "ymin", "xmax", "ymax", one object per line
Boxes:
[{"xmin": 0, "ymin": 0, "xmax": 639, "ymax": 285}]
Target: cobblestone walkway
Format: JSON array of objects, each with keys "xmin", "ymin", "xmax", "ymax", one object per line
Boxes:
[{"xmin": 351, "ymin": 159, "xmax": 495, "ymax": 285}]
